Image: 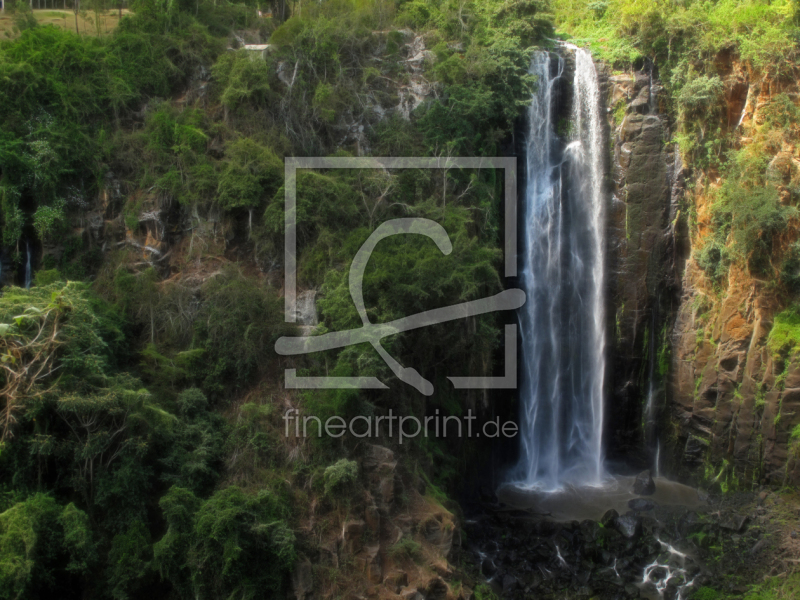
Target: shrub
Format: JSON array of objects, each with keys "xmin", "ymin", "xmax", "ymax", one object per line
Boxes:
[
  {"xmin": 192, "ymin": 266, "xmax": 291, "ymax": 398},
  {"xmin": 33, "ymin": 269, "xmax": 63, "ymax": 287},
  {"xmin": 212, "ymin": 50, "xmax": 275, "ymax": 112},
  {"xmin": 708, "ymin": 178, "xmax": 795, "ymax": 277},
  {"xmin": 781, "ymin": 242, "xmax": 800, "ymax": 295},
  {"xmin": 188, "ymin": 487, "xmax": 295, "ymax": 598},
  {"xmin": 767, "ymin": 306, "xmax": 800, "ymax": 355},
  {"xmin": 389, "ymin": 537, "xmax": 422, "ymax": 562},
  {"xmin": 160, "ymin": 388, "xmax": 226, "ymax": 495},
  {"xmin": 153, "ymin": 486, "xmax": 296, "ymax": 599},
  {"xmin": 678, "ymin": 75, "xmax": 724, "ymax": 119},
  {"xmin": 692, "ymin": 588, "xmax": 721, "ymax": 600},
  {"xmin": 0, "ymin": 494, "xmax": 62, "ymax": 599},
  {"xmin": 323, "ymin": 459, "xmax": 359, "ymax": 496},
  {"xmin": 695, "ymin": 239, "xmax": 730, "ymax": 285},
  {"xmin": 216, "ymin": 138, "xmax": 283, "ymax": 210},
  {"xmin": 107, "ymin": 522, "xmax": 152, "ymax": 600}
]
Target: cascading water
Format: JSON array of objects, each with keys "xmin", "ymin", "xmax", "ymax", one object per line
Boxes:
[
  {"xmin": 645, "ymin": 298, "xmax": 661, "ymax": 475},
  {"xmin": 24, "ymin": 241, "xmax": 32, "ymax": 289},
  {"xmin": 516, "ymin": 47, "xmax": 606, "ymax": 490}
]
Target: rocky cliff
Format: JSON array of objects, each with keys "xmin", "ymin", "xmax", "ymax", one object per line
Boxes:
[
  {"xmin": 601, "ymin": 60, "xmax": 682, "ymax": 472},
  {"xmin": 601, "ymin": 50, "xmax": 800, "ymax": 490}
]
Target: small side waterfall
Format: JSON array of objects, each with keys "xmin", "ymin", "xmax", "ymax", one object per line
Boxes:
[
  {"xmin": 644, "ymin": 298, "xmax": 661, "ymax": 475},
  {"xmin": 24, "ymin": 241, "xmax": 32, "ymax": 289},
  {"xmin": 516, "ymin": 47, "xmax": 606, "ymax": 490}
]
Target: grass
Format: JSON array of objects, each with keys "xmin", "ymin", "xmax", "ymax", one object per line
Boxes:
[
  {"xmin": 388, "ymin": 537, "xmax": 422, "ymax": 562},
  {"xmin": 743, "ymin": 573, "xmax": 800, "ymax": 600},
  {"xmin": 767, "ymin": 306, "xmax": 800, "ymax": 355},
  {"xmin": 0, "ymin": 8, "xmax": 129, "ymax": 39}
]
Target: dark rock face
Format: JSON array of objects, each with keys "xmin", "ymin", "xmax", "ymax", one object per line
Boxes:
[
  {"xmin": 600, "ymin": 64, "xmax": 682, "ymax": 470},
  {"xmin": 633, "ymin": 470, "xmax": 657, "ymax": 496}
]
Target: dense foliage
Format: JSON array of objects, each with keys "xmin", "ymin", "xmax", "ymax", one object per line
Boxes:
[{"xmin": 0, "ymin": 0, "xmax": 550, "ymax": 597}]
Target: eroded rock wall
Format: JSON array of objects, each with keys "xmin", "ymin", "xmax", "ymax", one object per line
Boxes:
[
  {"xmin": 662, "ymin": 58, "xmax": 800, "ymax": 489},
  {"xmin": 601, "ymin": 63, "xmax": 681, "ymax": 469}
]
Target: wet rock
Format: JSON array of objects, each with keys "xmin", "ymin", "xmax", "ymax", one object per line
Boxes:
[
  {"xmin": 502, "ymin": 574, "xmax": 519, "ymax": 594},
  {"xmin": 364, "ymin": 505, "xmax": 380, "ymax": 535},
  {"xmin": 624, "ymin": 583, "xmax": 640, "ymax": 597},
  {"xmin": 295, "ymin": 290, "xmax": 318, "ymax": 327},
  {"xmin": 399, "ymin": 588, "xmax": 423, "ymax": 600},
  {"xmin": 601, "ymin": 508, "xmax": 619, "ymax": 527},
  {"xmin": 684, "ymin": 436, "xmax": 710, "ymax": 464},
  {"xmin": 633, "ymin": 470, "xmax": 656, "ymax": 496},
  {"xmin": 616, "ymin": 515, "xmax": 641, "ymax": 539},
  {"xmin": 361, "ymin": 445, "xmax": 397, "ymax": 511},
  {"xmin": 423, "ymin": 516, "xmax": 455, "ymax": 557},
  {"xmin": 481, "ymin": 556, "xmax": 497, "ymax": 577},
  {"xmin": 628, "ymin": 498, "xmax": 656, "ymax": 512},
  {"xmin": 384, "ymin": 571, "xmax": 408, "ymax": 593},
  {"xmin": 431, "ymin": 558, "xmax": 454, "ymax": 578},
  {"xmin": 719, "ymin": 513, "xmax": 747, "ymax": 532},
  {"xmin": 342, "ymin": 520, "xmax": 365, "ymax": 554},
  {"xmin": 319, "ymin": 542, "xmax": 338, "ymax": 568},
  {"xmin": 422, "ymin": 577, "xmax": 449, "ymax": 600},
  {"xmin": 292, "ymin": 559, "xmax": 314, "ymax": 600},
  {"xmin": 363, "ymin": 544, "xmax": 382, "ymax": 584},
  {"xmin": 678, "ymin": 511, "xmax": 701, "ymax": 536},
  {"xmin": 629, "ymin": 96, "xmax": 650, "ymax": 114}
]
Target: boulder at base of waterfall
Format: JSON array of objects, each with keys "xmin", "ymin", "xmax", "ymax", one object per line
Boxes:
[
  {"xmin": 632, "ymin": 470, "xmax": 656, "ymax": 496},
  {"xmin": 628, "ymin": 498, "xmax": 655, "ymax": 512}
]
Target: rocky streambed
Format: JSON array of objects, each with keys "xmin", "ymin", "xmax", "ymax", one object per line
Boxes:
[{"xmin": 462, "ymin": 477, "xmax": 798, "ymax": 599}]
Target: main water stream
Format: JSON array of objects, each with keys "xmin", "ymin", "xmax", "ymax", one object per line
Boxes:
[
  {"xmin": 481, "ymin": 46, "xmax": 703, "ymax": 600},
  {"xmin": 515, "ymin": 46, "xmax": 606, "ymax": 490}
]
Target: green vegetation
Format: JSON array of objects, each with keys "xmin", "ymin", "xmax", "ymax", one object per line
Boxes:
[
  {"xmin": 767, "ymin": 306, "xmax": 800, "ymax": 355},
  {"xmin": 389, "ymin": 536, "xmax": 422, "ymax": 562},
  {"xmin": 692, "ymin": 587, "xmax": 721, "ymax": 600},
  {"xmin": 556, "ymin": 1, "xmax": 800, "ymax": 289},
  {"xmin": 4, "ymin": 0, "xmax": 798, "ymax": 597},
  {"xmin": 323, "ymin": 458, "xmax": 359, "ymax": 496},
  {"xmin": 743, "ymin": 572, "xmax": 800, "ymax": 600},
  {"xmin": 555, "ymin": 0, "xmax": 798, "ymax": 75},
  {"xmin": 0, "ymin": 282, "xmax": 296, "ymax": 598},
  {"xmin": 474, "ymin": 582, "xmax": 501, "ymax": 600},
  {"xmin": 0, "ymin": 1, "xmax": 554, "ymax": 597}
]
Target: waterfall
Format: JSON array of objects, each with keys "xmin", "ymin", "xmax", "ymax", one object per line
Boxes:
[
  {"xmin": 644, "ymin": 298, "xmax": 661, "ymax": 473},
  {"xmin": 24, "ymin": 241, "xmax": 32, "ymax": 289},
  {"xmin": 516, "ymin": 48, "xmax": 606, "ymax": 490}
]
